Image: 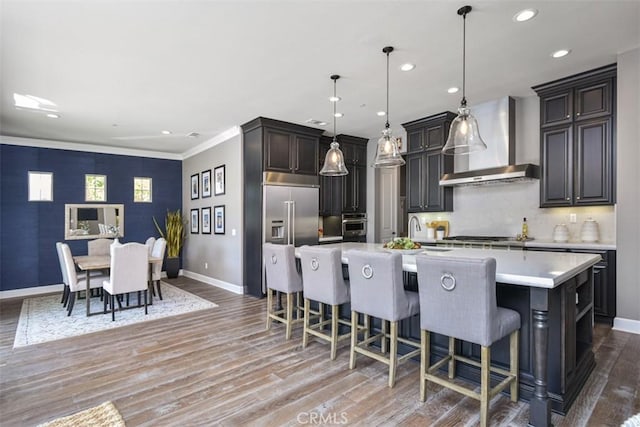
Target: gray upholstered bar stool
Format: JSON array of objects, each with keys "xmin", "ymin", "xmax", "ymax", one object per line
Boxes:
[
  {"xmin": 347, "ymin": 250, "xmax": 421, "ymax": 387},
  {"xmin": 263, "ymin": 243, "xmax": 303, "ymax": 340},
  {"xmin": 416, "ymin": 255, "xmax": 520, "ymax": 427},
  {"xmin": 298, "ymin": 246, "xmax": 352, "ymax": 360}
]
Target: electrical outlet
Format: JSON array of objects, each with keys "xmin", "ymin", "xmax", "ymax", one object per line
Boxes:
[
  {"xmin": 232, "ymin": 229, "xmax": 236, "ymax": 236},
  {"xmin": 569, "ymin": 213, "xmax": 577, "ymax": 223},
  {"xmin": 204, "ymin": 262, "xmax": 208, "ymax": 269}
]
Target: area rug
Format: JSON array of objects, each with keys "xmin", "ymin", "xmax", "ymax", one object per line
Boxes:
[
  {"xmin": 14, "ymin": 283, "xmax": 217, "ymax": 348},
  {"xmin": 37, "ymin": 401, "xmax": 125, "ymax": 427}
]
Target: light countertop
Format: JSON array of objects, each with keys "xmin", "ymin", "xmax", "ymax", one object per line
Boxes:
[
  {"xmin": 411, "ymin": 237, "xmax": 616, "ymax": 251},
  {"xmin": 318, "ymin": 236, "xmax": 343, "ymax": 243},
  {"xmin": 302, "ymin": 242, "xmax": 601, "ymax": 289}
]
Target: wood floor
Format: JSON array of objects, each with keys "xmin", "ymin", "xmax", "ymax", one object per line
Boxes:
[{"xmin": 1, "ymin": 277, "xmax": 638, "ymax": 426}]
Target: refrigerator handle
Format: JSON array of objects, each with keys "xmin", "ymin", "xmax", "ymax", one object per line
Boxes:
[
  {"xmin": 285, "ymin": 200, "xmax": 292, "ymax": 245},
  {"xmin": 291, "ymin": 200, "xmax": 296, "ymax": 246}
]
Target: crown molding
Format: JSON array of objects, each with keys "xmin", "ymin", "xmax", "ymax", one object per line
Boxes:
[{"xmin": 181, "ymin": 126, "xmax": 240, "ymax": 159}]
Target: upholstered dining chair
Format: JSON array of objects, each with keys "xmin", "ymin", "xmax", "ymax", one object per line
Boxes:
[
  {"xmin": 346, "ymin": 249, "xmax": 421, "ymax": 388},
  {"xmin": 298, "ymin": 246, "xmax": 352, "ymax": 360},
  {"xmin": 60, "ymin": 243, "xmax": 108, "ymax": 316},
  {"xmin": 150, "ymin": 238, "xmax": 167, "ymax": 299},
  {"xmin": 88, "ymin": 238, "xmax": 113, "ymax": 256},
  {"xmin": 415, "ymin": 255, "xmax": 520, "ymax": 427},
  {"xmin": 102, "ymin": 242, "xmax": 149, "ymax": 321},
  {"xmin": 145, "ymin": 237, "xmax": 156, "ymax": 255},
  {"xmin": 263, "ymin": 243, "xmax": 303, "ymax": 340},
  {"xmin": 56, "ymin": 242, "xmax": 70, "ymax": 306}
]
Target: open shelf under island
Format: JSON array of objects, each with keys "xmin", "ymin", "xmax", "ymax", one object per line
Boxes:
[{"xmin": 295, "ymin": 243, "xmax": 601, "ymax": 427}]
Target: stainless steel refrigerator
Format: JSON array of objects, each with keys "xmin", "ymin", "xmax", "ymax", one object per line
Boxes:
[{"xmin": 262, "ymin": 181, "xmax": 318, "ymax": 292}]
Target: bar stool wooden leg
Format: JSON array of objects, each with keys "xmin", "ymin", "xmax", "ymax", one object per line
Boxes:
[
  {"xmin": 388, "ymin": 321, "xmax": 398, "ymax": 387},
  {"xmin": 285, "ymin": 292, "xmax": 293, "ymax": 340},
  {"xmin": 266, "ymin": 288, "xmax": 273, "ymax": 330},
  {"xmin": 510, "ymin": 329, "xmax": 520, "ymax": 401},
  {"xmin": 381, "ymin": 320, "xmax": 388, "ymax": 354},
  {"xmin": 319, "ymin": 302, "xmax": 325, "ymax": 325},
  {"xmin": 448, "ymin": 336, "xmax": 456, "ymax": 379},
  {"xmin": 364, "ymin": 314, "xmax": 370, "ymax": 342},
  {"xmin": 420, "ymin": 329, "xmax": 430, "ymax": 402},
  {"xmin": 296, "ymin": 292, "xmax": 302, "ymax": 320},
  {"xmin": 349, "ymin": 310, "xmax": 358, "ymax": 369},
  {"xmin": 302, "ymin": 298, "xmax": 310, "ymax": 349},
  {"xmin": 480, "ymin": 345, "xmax": 490, "ymax": 427},
  {"xmin": 330, "ymin": 304, "xmax": 339, "ymax": 360}
]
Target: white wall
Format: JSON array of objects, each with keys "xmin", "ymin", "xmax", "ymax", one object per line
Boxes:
[
  {"xmin": 182, "ymin": 134, "xmax": 243, "ymax": 292},
  {"xmin": 615, "ymin": 48, "xmax": 640, "ymax": 326}
]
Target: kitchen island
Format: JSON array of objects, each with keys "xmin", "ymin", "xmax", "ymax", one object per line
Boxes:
[{"xmin": 298, "ymin": 243, "xmax": 601, "ymax": 427}]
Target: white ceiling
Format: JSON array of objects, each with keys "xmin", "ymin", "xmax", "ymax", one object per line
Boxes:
[{"xmin": 1, "ymin": 1, "xmax": 639, "ymax": 155}]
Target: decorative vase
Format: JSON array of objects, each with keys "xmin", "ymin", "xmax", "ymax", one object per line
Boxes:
[{"xmin": 165, "ymin": 257, "xmax": 180, "ymax": 278}]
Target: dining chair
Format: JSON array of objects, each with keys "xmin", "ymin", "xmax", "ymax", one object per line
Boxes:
[
  {"xmin": 55, "ymin": 242, "xmax": 70, "ymax": 306},
  {"xmin": 415, "ymin": 255, "xmax": 520, "ymax": 427},
  {"xmin": 150, "ymin": 238, "xmax": 167, "ymax": 299},
  {"xmin": 88, "ymin": 238, "xmax": 114, "ymax": 256},
  {"xmin": 102, "ymin": 242, "xmax": 149, "ymax": 321},
  {"xmin": 145, "ymin": 237, "xmax": 156, "ymax": 255},
  {"xmin": 60, "ymin": 243, "xmax": 108, "ymax": 316}
]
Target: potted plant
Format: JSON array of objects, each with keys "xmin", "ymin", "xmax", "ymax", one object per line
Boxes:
[{"xmin": 153, "ymin": 209, "xmax": 186, "ymax": 278}]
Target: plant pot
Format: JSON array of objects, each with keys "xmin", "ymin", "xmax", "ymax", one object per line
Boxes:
[{"xmin": 165, "ymin": 257, "xmax": 180, "ymax": 279}]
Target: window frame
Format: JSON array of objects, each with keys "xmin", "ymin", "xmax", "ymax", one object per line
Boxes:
[
  {"xmin": 133, "ymin": 177, "xmax": 153, "ymax": 203},
  {"xmin": 28, "ymin": 171, "xmax": 53, "ymax": 202},
  {"xmin": 85, "ymin": 174, "xmax": 107, "ymax": 202}
]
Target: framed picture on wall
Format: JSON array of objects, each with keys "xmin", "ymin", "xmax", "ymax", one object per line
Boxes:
[
  {"xmin": 190, "ymin": 208, "xmax": 199, "ymax": 234},
  {"xmin": 191, "ymin": 173, "xmax": 199, "ymax": 200},
  {"xmin": 214, "ymin": 205, "xmax": 225, "ymax": 234},
  {"xmin": 202, "ymin": 169, "xmax": 211, "ymax": 198},
  {"xmin": 214, "ymin": 165, "xmax": 225, "ymax": 196},
  {"xmin": 202, "ymin": 207, "xmax": 211, "ymax": 234}
]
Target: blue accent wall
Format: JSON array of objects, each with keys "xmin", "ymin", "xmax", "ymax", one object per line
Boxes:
[{"xmin": 0, "ymin": 144, "xmax": 182, "ymax": 291}]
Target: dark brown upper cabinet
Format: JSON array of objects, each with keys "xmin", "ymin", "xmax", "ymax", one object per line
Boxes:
[
  {"xmin": 533, "ymin": 64, "xmax": 616, "ymax": 207},
  {"xmin": 262, "ymin": 122, "xmax": 321, "ymax": 175},
  {"xmin": 402, "ymin": 112, "xmax": 455, "ymax": 212}
]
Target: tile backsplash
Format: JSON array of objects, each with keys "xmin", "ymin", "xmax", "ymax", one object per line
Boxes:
[{"xmin": 409, "ymin": 182, "xmax": 615, "ymax": 242}]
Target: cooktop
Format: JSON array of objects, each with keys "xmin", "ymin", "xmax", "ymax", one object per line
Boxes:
[{"xmin": 442, "ymin": 235, "xmax": 514, "ymax": 242}]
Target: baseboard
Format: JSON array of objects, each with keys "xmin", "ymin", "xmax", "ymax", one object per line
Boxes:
[
  {"xmin": 613, "ymin": 317, "xmax": 640, "ymax": 335},
  {"xmin": 181, "ymin": 270, "xmax": 243, "ymax": 295},
  {"xmin": 0, "ymin": 284, "xmax": 63, "ymax": 300}
]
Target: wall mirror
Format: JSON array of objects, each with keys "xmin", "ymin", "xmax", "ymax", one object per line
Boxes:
[{"xmin": 64, "ymin": 204, "xmax": 124, "ymax": 240}]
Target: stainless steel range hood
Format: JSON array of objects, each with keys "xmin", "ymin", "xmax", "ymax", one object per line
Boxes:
[{"xmin": 439, "ymin": 97, "xmax": 540, "ymax": 187}]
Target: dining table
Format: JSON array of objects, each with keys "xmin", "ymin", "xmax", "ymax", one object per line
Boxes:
[{"xmin": 73, "ymin": 254, "xmax": 163, "ymax": 316}]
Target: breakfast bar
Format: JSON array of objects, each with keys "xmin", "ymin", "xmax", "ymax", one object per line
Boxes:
[{"xmin": 299, "ymin": 242, "xmax": 601, "ymax": 427}]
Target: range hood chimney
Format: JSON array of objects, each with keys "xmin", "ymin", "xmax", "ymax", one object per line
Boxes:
[{"xmin": 439, "ymin": 97, "xmax": 539, "ymax": 186}]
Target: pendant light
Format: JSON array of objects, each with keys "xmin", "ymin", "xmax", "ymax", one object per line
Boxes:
[
  {"xmin": 442, "ymin": 5, "xmax": 487, "ymax": 155},
  {"xmin": 373, "ymin": 46, "xmax": 405, "ymax": 168},
  {"xmin": 320, "ymin": 75, "xmax": 349, "ymax": 176}
]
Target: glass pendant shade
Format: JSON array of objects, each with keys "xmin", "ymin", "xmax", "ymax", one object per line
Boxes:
[
  {"xmin": 373, "ymin": 128, "xmax": 405, "ymax": 167},
  {"xmin": 320, "ymin": 139, "xmax": 349, "ymax": 176},
  {"xmin": 442, "ymin": 106, "xmax": 487, "ymax": 155}
]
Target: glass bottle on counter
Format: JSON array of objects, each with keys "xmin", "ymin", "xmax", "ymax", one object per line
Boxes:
[{"xmin": 522, "ymin": 217, "xmax": 528, "ymax": 239}]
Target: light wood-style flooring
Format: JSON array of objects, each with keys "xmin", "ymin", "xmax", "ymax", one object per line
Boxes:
[{"xmin": 1, "ymin": 277, "xmax": 638, "ymax": 426}]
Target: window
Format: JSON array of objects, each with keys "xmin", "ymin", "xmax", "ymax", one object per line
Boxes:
[
  {"xmin": 134, "ymin": 177, "xmax": 152, "ymax": 202},
  {"xmin": 85, "ymin": 174, "xmax": 106, "ymax": 202},
  {"xmin": 28, "ymin": 171, "xmax": 53, "ymax": 201}
]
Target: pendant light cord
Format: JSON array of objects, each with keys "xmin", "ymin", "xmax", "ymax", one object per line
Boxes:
[
  {"xmin": 385, "ymin": 49, "xmax": 390, "ymax": 129},
  {"xmin": 461, "ymin": 9, "xmax": 467, "ymax": 107},
  {"xmin": 333, "ymin": 78, "xmax": 337, "ymax": 138}
]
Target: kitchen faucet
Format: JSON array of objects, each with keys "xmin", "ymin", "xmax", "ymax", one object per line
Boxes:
[{"xmin": 409, "ymin": 215, "xmax": 421, "ymax": 238}]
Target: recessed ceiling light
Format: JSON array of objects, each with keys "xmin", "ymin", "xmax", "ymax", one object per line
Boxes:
[
  {"xmin": 377, "ymin": 111, "xmax": 386, "ymax": 116},
  {"xmin": 447, "ymin": 87, "xmax": 460, "ymax": 94},
  {"xmin": 161, "ymin": 130, "xmax": 172, "ymax": 135},
  {"xmin": 400, "ymin": 63, "xmax": 416, "ymax": 72},
  {"xmin": 513, "ymin": 9, "xmax": 538, "ymax": 22},
  {"xmin": 46, "ymin": 113, "xmax": 60, "ymax": 119},
  {"xmin": 329, "ymin": 96, "xmax": 341, "ymax": 102},
  {"xmin": 305, "ymin": 118, "xmax": 327, "ymax": 126},
  {"xmin": 334, "ymin": 112, "xmax": 343, "ymax": 118},
  {"xmin": 551, "ymin": 49, "xmax": 571, "ymax": 58}
]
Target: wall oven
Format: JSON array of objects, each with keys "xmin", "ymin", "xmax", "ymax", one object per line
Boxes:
[{"xmin": 342, "ymin": 213, "xmax": 367, "ymax": 242}]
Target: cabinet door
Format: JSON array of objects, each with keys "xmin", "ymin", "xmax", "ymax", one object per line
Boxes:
[
  {"xmin": 264, "ymin": 129, "xmax": 292, "ymax": 172},
  {"xmin": 407, "ymin": 129, "xmax": 424, "ymax": 153},
  {"xmin": 425, "ymin": 124, "xmax": 445, "ymax": 149},
  {"xmin": 575, "ymin": 80, "xmax": 612, "ymax": 122},
  {"xmin": 406, "ymin": 153, "xmax": 425, "ymax": 212},
  {"xmin": 294, "ymin": 134, "xmax": 318, "ymax": 175},
  {"xmin": 342, "ymin": 168, "xmax": 355, "ymax": 212},
  {"xmin": 575, "ymin": 117, "xmax": 613, "ymax": 205},
  {"xmin": 354, "ymin": 166, "xmax": 366, "ymax": 213},
  {"xmin": 592, "ymin": 266, "xmax": 607, "ymax": 317},
  {"xmin": 352, "ymin": 144, "xmax": 367, "ymax": 166},
  {"xmin": 424, "ymin": 150, "xmax": 453, "ymax": 212},
  {"xmin": 541, "ymin": 91, "xmax": 573, "ymax": 128},
  {"xmin": 541, "ymin": 126, "xmax": 573, "ymax": 207}
]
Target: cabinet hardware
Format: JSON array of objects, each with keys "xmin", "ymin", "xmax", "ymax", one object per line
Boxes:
[
  {"xmin": 576, "ymin": 196, "xmax": 581, "ymax": 200},
  {"xmin": 566, "ymin": 198, "xmax": 571, "ymax": 201},
  {"xmin": 566, "ymin": 115, "xmax": 571, "ymax": 118},
  {"xmin": 576, "ymin": 112, "xmax": 581, "ymax": 116}
]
